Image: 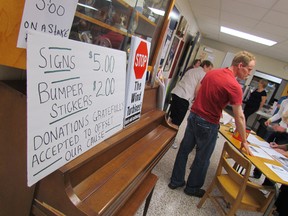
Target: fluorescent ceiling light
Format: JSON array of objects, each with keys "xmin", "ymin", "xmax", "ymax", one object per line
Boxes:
[
  {"xmin": 220, "ymin": 26, "xmax": 277, "ymax": 46},
  {"xmin": 77, "ymin": 3, "xmax": 98, "ymax": 11},
  {"xmin": 148, "ymin": 7, "xmax": 165, "ymax": 16}
]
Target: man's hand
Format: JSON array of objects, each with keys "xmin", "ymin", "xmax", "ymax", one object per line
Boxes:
[
  {"xmin": 240, "ymin": 141, "xmax": 254, "ymax": 156},
  {"xmin": 270, "ymin": 142, "xmax": 279, "ymax": 148},
  {"xmin": 271, "ymin": 124, "xmax": 286, "ymax": 133},
  {"xmin": 264, "ymin": 119, "xmax": 271, "ymax": 126},
  {"xmin": 275, "ymin": 148, "xmax": 286, "ymax": 154}
]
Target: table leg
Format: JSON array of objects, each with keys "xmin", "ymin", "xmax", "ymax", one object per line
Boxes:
[
  {"xmin": 263, "ymin": 183, "xmax": 279, "ymax": 216},
  {"xmin": 251, "ymin": 114, "xmax": 260, "ymax": 131}
]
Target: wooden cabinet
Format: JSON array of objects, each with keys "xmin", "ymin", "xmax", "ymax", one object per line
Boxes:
[
  {"xmin": 0, "ymin": 0, "xmax": 174, "ymax": 70},
  {"xmin": 70, "ymin": 0, "xmax": 172, "ymax": 63}
]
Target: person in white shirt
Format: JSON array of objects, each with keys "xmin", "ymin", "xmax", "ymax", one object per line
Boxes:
[
  {"xmin": 253, "ymin": 99, "xmax": 288, "ymax": 178},
  {"xmin": 168, "ymin": 60, "xmax": 213, "ymax": 148},
  {"xmin": 265, "ymin": 98, "xmax": 288, "ymax": 143}
]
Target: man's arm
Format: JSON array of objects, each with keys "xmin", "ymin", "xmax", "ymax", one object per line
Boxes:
[{"xmin": 232, "ymin": 104, "xmax": 253, "ymax": 156}]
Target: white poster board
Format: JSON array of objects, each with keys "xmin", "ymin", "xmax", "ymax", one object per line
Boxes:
[
  {"xmin": 27, "ymin": 32, "xmax": 126, "ymax": 186},
  {"xmin": 17, "ymin": 0, "xmax": 78, "ymax": 48},
  {"xmin": 124, "ymin": 36, "xmax": 150, "ymax": 126}
]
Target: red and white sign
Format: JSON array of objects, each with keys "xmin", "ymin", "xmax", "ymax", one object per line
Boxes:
[
  {"xmin": 124, "ymin": 36, "xmax": 151, "ymax": 127},
  {"xmin": 134, "ymin": 41, "xmax": 148, "ymax": 79}
]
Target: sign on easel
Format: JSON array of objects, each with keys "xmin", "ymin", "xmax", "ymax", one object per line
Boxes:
[
  {"xmin": 124, "ymin": 36, "xmax": 150, "ymax": 127},
  {"xmin": 27, "ymin": 32, "xmax": 126, "ymax": 186},
  {"xmin": 17, "ymin": 0, "xmax": 78, "ymax": 48}
]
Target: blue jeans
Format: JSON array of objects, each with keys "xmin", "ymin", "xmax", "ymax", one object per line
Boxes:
[{"xmin": 170, "ymin": 112, "xmax": 219, "ymax": 193}]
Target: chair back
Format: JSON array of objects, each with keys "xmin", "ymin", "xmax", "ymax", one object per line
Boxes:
[
  {"xmin": 197, "ymin": 141, "xmax": 276, "ymax": 215},
  {"xmin": 220, "ymin": 141, "xmax": 251, "ymax": 184}
]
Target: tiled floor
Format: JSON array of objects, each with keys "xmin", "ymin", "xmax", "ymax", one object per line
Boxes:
[{"xmin": 135, "ymin": 111, "xmax": 265, "ymax": 216}]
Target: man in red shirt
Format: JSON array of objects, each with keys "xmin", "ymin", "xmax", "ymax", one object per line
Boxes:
[{"xmin": 168, "ymin": 51, "xmax": 255, "ymax": 198}]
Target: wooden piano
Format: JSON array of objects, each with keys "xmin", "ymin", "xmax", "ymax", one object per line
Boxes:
[{"xmin": 27, "ymin": 85, "xmax": 177, "ymax": 215}]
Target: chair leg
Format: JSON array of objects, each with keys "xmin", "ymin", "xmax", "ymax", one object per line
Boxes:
[
  {"xmin": 197, "ymin": 179, "xmax": 216, "ymax": 208},
  {"xmin": 226, "ymin": 200, "xmax": 242, "ymax": 216}
]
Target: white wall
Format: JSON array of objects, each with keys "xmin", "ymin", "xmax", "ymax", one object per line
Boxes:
[
  {"xmin": 195, "ymin": 44, "xmax": 226, "ymax": 68},
  {"xmin": 201, "ymin": 38, "xmax": 288, "ymax": 81},
  {"xmin": 174, "ymin": 0, "xmax": 288, "ymax": 82}
]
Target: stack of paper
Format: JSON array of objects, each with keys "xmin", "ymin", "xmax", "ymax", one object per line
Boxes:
[
  {"xmin": 248, "ymin": 145, "xmax": 273, "ymax": 160},
  {"xmin": 247, "ymin": 133, "xmax": 288, "ymax": 181},
  {"xmin": 247, "ymin": 134, "xmax": 269, "ymax": 148},
  {"xmin": 265, "ymin": 163, "xmax": 288, "ymax": 182}
]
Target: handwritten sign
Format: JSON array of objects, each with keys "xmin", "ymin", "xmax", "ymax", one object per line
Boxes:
[
  {"xmin": 17, "ymin": 0, "xmax": 78, "ymax": 48},
  {"xmin": 124, "ymin": 36, "xmax": 150, "ymax": 126},
  {"xmin": 27, "ymin": 32, "xmax": 126, "ymax": 186}
]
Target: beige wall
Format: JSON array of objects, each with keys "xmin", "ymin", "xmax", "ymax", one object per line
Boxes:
[
  {"xmin": 201, "ymin": 38, "xmax": 288, "ymax": 81},
  {"xmin": 175, "ymin": 0, "xmax": 287, "ymax": 80},
  {"xmin": 195, "ymin": 44, "xmax": 226, "ymax": 69}
]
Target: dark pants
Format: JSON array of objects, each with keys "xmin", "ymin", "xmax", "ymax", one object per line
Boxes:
[
  {"xmin": 170, "ymin": 113, "xmax": 219, "ymax": 192},
  {"xmin": 169, "ymin": 94, "xmax": 189, "ymax": 126},
  {"xmin": 276, "ymin": 185, "xmax": 288, "ymax": 216},
  {"xmin": 244, "ymin": 105, "xmax": 258, "ymax": 122},
  {"xmin": 267, "ymin": 132, "xmax": 288, "ymax": 144}
]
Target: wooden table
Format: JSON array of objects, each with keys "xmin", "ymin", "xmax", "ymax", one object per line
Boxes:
[
  {"xmin": 220, "ymin": 124, "xmax": 288, "ymax": 185},
  {"xmin": 219, "ymin": 123, "xmax": 288, "ymax": 216}
]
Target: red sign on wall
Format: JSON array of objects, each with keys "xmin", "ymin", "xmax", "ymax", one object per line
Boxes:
[{"xmin": 134, "ymin": 41, "xmax": 148, "ymax": 79}]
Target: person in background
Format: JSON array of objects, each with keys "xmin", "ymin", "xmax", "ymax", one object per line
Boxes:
[
  {"xmin": 168, "ymin": 51, "xmax": 255, "ymax": 198},
  {"xmin": 243, "ymin": 79, "xmax": 268, "ymax": 122},
  {"xmin": 192, "ymin": 59, "xmax": 202, "ymax": 68},
  {"xmin": 267, "ymin": 141, "xmax": 288, "ymax": 216},
  {"xmin": 265, "ymin": 99, "xmax": 288, "ymax": 143},
  {"xmin": 184, "ymin": 59, "xmax": 202, "ymax": 71},
  {"xmin": 168, "ymin": 60, "xmax": 214, "ymax": 148},
  {"xmin": 273, "ymin": 90, "xmax": 288, "ymax": 115},
  {"xmin": 169, "ymin": 60, "xmax": 213, "ymax": 127},
  {"xmin": 260, "ymin": 90, "xmax": 288, "ymax": 141},
  {"xmin": 253, "ymin": 100, "xmax": 288, "ymax": 178}
]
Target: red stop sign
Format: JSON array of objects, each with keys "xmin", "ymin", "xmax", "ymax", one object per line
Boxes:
[{"xmin": 134, "ymin": 41, "xmax": 148, "ymax": 79}]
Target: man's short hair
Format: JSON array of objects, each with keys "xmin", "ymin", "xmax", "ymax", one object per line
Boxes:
[
  {"xmin": 231, "ymin": 51, "xmax": 256, "ymax": 67},
  {"xmin": 200, "ymin": 60, "xmax": 213, "ymax": 68}
]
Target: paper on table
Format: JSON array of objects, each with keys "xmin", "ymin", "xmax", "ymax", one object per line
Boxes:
[
  {"xmin": 261, "ymin": 147, "xmax": 284, "ymax": 158},
  {"xmin": 220, "ymin": 111, "xmax": 232, "ymax": 125},
  {"xmin": 261, "ymin": 147, "xmax": 288, "ymax": 169},
  {"xmin": 247, "ymin": 134, "xmax": 270, "ymax": 148},
  {"xmin": 265, "ymin": 163, "xmax": 288, "ymax": 182},
  {"xmin": 248, "ymin": 145, "xmax": 274, "ymax": 160}
]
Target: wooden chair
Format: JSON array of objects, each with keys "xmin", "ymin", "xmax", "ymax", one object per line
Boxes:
[{"xmin": 197, "ymin": 141, "xmax": 276, "ymax": 216}]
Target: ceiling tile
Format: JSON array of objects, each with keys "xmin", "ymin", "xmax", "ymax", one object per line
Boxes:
[
  {"xmin": 234, "ymin": 0, "xmax": 278, "ymax": 9},
  {"xmin": 262, "ymin": 10, "xmax": 288, "ymax": 28},
  {"xmin": 193, "ymin": 6, "xmax": 220, "ymax": 19},
  {"xmin": 221, "ymin": 0, "xmax": 268, "ymax": 19},
  {"xmin": 189, "ymin": 0, "xmax": 221, "ymax": 9},
  {"xmin": 221, "ymin": 12, "xmax": 259, "ymax": 28},
  {"xmin": 255, "ymin": 22, "xmax": 288, "ymax": 38},
  {"xmin": 195, "ymin": 15, "xmax": 219, "ymax": 26},
  {"xmin": 272, "ymin": 0, "xmax": 288, "ymax": 13},
  {"xmin": 189, "ymin": 0, "xmax": 288, "ymax": 63}
]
